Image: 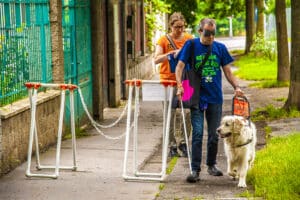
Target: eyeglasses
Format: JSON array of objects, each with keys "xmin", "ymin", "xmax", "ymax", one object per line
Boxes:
[
  {"xmin": 203, "ymin": 29, "xmax": 215, "ymax": 37},
  {"xmin": 173, "ymin": 25, "xmax": 184, "ymax": 30}
]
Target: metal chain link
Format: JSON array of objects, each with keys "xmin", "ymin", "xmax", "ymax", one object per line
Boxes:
[{"xmin": 78, "ymin": 87, "xmax": 133, "ymax": 140}]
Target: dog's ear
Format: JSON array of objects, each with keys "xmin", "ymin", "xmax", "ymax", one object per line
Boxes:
[
  {"xmin": 233, "ymin": 118, "xmax": 244, "ymax": 133},
  {"xmin": 234, "ymin": 118, "xmax": 243, "ymax": 125},
  {"xmin": 241, "ymin": 118, "xmax": 248, "ymax": 125}
]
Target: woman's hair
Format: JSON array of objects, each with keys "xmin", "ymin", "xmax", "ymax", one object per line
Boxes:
[{"xmin": 169, "ymin": 12, "xmax": 185, "ymax": 27}]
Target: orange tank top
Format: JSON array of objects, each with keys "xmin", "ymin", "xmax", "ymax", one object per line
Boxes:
[{"xmin": 156, "ymin": 32, "xmax": 193, "ymax": 81}]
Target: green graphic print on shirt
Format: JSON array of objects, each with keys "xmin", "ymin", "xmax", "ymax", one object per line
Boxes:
[{"xmin": 195, "ymin": 54, "xmax": 220, "ymax": 83}]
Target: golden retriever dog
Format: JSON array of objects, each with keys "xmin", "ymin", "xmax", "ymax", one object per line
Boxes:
[{"xmin": 217, "ymin": 115, "xmax": 257, "ymax": 187}]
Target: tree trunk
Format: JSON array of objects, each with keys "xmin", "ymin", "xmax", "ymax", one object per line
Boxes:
[
  {"xmin": 245, "ymin": 0, "xmax": 255, "ymax": 54},
  {"xmin": 256, "ymin": 0, "xmax": 265, "ymax": 36},
  {"xmin": 49, "ymin": 0, "xmax": 64, "ymax": 83},
  {"xmin": 284, "ymin": 0, "xmax": 300, "ymax": 110},
  {"xmin": 275, "ymin": 0, "xmax": 290, "ymax": 82}
]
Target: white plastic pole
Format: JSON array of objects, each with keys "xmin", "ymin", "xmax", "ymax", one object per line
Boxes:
[
  {"xmin": 70, "ymin": 90, "xmax": 77, "ymax": 170},
  {"xmin": 161, "ymin": 86, "xmax": 173, "ymax": 176},
  {"xmin": 54, "ymin": 90, "xmax": 66, "ymax": 177},
  {"xmin": 133, "ymin": 85, "xmax": 140, "ymax": 174},
  {"xmin": 162, "ymin": 86, "xmax": 168, "ymax": 161},
  {"xmin": 25, "ymin": 88, "xmax": 38, "ymax": 177},
  {"xmin": 180, "ymin": 101, "xmax": 192, "ymax": 174},
  {"xmin": 122, "ymin": 85, "xmax": 134, "ymax": 177}
]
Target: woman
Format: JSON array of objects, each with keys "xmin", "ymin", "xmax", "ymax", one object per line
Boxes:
[{"xmin": 154, "ymin": 12, "xmax": 193, "ymax": 157}]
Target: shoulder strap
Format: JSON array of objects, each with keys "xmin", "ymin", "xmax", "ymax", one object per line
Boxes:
[
  {"xmin": 201, "ymin": 45, "xmax": 212, "ymax": 68},
  {"xmin": 190, "ymin": 39, "xmax": 195, "ymax": 67},
  {"xmin": 191, "ymin": 40, "xmax": 212, "ymax": 76},
  {"xmin": 166, "ymin": 34, "xmax": 178, "ymax": 50}
]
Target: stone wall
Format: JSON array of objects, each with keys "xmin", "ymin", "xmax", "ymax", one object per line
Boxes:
[
  {"xmin": 0, "ymin": 90, "xmax": 61, "ymax": 175},
  {"xmin": 127, "ymin": 54, "xmax": 155, "ymax": 80}
]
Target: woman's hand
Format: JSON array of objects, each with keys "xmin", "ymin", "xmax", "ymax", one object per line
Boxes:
[{"xmin": 169, "ymin": 49, "xmax": 180, "ymax": 58}]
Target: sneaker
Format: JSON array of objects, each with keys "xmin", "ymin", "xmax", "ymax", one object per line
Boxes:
[
  {"xmin": 207, "ymin": 165, "xmax": 223, "ymax": 176},
  {"xmin": 178, "ymin": 143, "xmax": 188, "ymax": 157},
  {"xmin": 186, "ymin": 171, "xmax": 200, "ymax": 183},
  {"xmin": 169, "ymin": 147, "xmax": 179, "ymax": 157}
]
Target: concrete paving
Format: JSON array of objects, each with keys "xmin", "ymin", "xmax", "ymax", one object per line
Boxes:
[
  {"xmin": 2, "ymin": 36, "xmax": 298, "ymax": 200},
  {"xmin": 155, "ymin": 67, "xmax": 250, "ymax": 200},
  {"xmin": 0, "ymin": 37, "xmax": 246, "ymax": 200},
  {"xmin": 0, "ymin": 81, "xmax": 165, "ymax": 200},
  {"xmin": 0, "ymin": 69, "xmax": 244, "ymax": 200}
]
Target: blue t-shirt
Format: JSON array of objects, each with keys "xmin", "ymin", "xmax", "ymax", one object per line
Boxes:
[{"xmin": 178, "ymin": 38, "xmax": 234, "ymax": 105}]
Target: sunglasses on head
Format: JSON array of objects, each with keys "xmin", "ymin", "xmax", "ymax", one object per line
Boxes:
[{"xmin": 203, "ymin": 29, "xmax": 215, "ymax": 37}]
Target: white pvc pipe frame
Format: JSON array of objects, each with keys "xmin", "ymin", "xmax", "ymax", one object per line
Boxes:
[
  {"xmin": 25, "ymin": 82, "xmax": 77, "ymax": 179},
  {"xmin": 122, "ymin": 80, "xmax": 191, "ymax": 182}
]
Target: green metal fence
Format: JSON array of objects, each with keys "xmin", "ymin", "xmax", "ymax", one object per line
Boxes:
[
  {"xmin": 62, "ymin": 0, "xmax": 92, "ymax": 125},
  {"xmin": 0, "ymin": 0, "xmax": 93, "ymax": 127},
  {"xmin": 0, "ymin": 0, "xmax": 52, "ymax": 106}
]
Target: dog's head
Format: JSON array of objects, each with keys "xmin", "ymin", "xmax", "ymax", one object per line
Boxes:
[{"xmin": 217, "ymin": 115, "xmax": 248, "ymax": 139}]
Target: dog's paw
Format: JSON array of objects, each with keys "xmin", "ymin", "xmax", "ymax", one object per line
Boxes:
[
  {"xmin": 228, "ymin": 171, "xmax": 237, "ymax": 178},
  {"xmin": 238, "ymin": 182, "xmax": 247, "ymax": 188},
  {"xmin": 238, "ymin": 179, "xmax": 247, "ymax": 188}
]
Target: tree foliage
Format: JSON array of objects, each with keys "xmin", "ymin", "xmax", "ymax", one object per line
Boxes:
[
  {"xmin": 197, "ymin": 0, "xmax": 245, "ymax": 19},
  {"xmin": 165, "ymin": 0, "xmax": 198, "ymax": 27},
  {"xmin": 265, "ymin": 0, "xmax": 291, "ymax": 14},
  {"xmin": 144, "ymin": 0, "xmax": 170, "ymax": 51}
]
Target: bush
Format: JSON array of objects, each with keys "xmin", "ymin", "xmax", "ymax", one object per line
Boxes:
[{"xmin": 250, "ymin": 33, "xmax": 276, "ymax": 61}]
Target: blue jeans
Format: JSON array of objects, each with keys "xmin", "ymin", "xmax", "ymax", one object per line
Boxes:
[{"xmin": 190, "ymin": 103, "xmax": 222, "ymax": 172}]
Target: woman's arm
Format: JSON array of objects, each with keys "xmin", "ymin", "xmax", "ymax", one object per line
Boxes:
[{"xmin": 154, "ymin": 44, "xmax": 178, "ymax": 64}]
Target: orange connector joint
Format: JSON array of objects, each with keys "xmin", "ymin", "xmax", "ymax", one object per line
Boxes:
[
  {"xmin": 124, "ymin": 79, "xmax": 142, "ymax": 87},
  {"xmin": 161, "ymin": 80, "xmax": 176, "ymax": 87},
  {"xmin": 24, "ymin": 82, "xmax": 41, "ymax": 89},
  {"xmin": 68, "ymin": 84, "xmax": 78, "ymax": 91},
  {"xmin": 59, "ymin": 84, "xmax": 69, "ymax": 90}
]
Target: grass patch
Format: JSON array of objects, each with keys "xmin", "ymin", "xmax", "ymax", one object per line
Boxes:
[
  {"xmin": 158, "ymin": 183, "xmax": 165, "ymax": 191},
  {"xmin": 247, "ymin": 133, "xmax": 300, "ymax": 200},
  {"xmin": 251, "ymin": 104, "xmax": 300, "ymax": 122},
  {"xmin": 191, "ymin": 197, "xmax": 204, "ymax": 200},
  {"xmin": 274, "ymin": 97, "xmax": 286, "ymax": 102},
  {"xmin": 155, "ymin": 157, "xmax": 178, "ymax": 199},
  {"xmin": 264, "ymin": 126, "xmax": 272, "ymax": 140},
  {"xmin": 233, "ymin": 54, "xmax": 277, "ymax": 81},
  {"xmin": 230, "ymin": 49, "xmax": 245, "ymax": 55},
  {"xmin": 249, "ymin": 80, "xmax": 289, "ymax": 88},
  {"xmin": 63, "ymin": 127, "xmax": 89, "ymax": 140},
  {"xmin": 166, "ymin": 156, "xmax": 178, "ymax": 175},
  {"xmin": 239, "ymin": 190, "xmax": 253, "ymax": 198}
]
